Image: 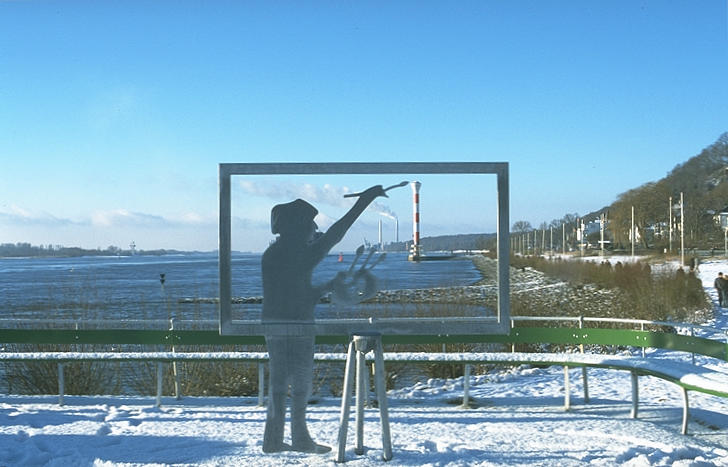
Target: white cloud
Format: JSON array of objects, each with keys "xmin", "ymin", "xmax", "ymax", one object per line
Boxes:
[
  {"xmin": 90, "ymin": 209, "xmax": 225, "ymax": 229},
  {"xmin": 177, "ymin": 212, "xmax": 207, "ymax": 225},
  {"xmin": 0, "ymin": 205, "xmax": 79, "ymax": 226},
  {"xmin": 238, "ymin": 180, "xmax": 398, "ymax": 219},
  {"xmin": 239, "ymin": 180, "xmax": 354, "ymax": 208},
  {"xmin": 0, "ymin": 205, "xmax": 221, "ymax": 230},
  {"xmin": 91, "ymin": 209, "xmax": 167, "ymax": 228}
]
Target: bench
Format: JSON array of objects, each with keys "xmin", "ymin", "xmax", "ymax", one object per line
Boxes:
[{"xmin": 2, "ymin": 348, "xmax": 727, "ymax": 435}]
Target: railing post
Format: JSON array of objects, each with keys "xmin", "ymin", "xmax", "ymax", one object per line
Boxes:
[
  {"xmin": 156, "ymin": 362, "xmax": 163, "ymax": 407},
  {"xmin": 689, "ymin": 327, "xmax": 695, "ymax": 365},
  {"xmin": 461, "ymin": 364, "xmax": 471, "ymax": 408},
  {"xmin": 578, "ymin": 316, "xmax": 589, "ymax": 403},
  {"xmin": 681, "ymin": 387, "xmax": 690, "ymax": 435},
  {"xmin": 170, "ymin": 319, "xmax": 182, "ymax": 400},
  {"xmin": 510, "ymin": 319, "xmax": 515, "ymax": 353},
  {"xmin": 563, "ymin": 366, "xmax": 571, "ymax": 411},
  {"xmin": 630, "ymin": 371, "xmax": 639, "ymax": 418},
  {"xmin": 258, "ymin": 362, "xmax": 265, "ymax": 406},
  {"xmin": 57, "ymin": 363, "xmax": 64, "ymax": 406}
]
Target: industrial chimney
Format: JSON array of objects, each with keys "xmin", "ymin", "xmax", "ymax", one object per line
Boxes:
[
  {"xmin": 378, "ymin": 218, "xmax": 383, "ymax": 250},
  {"xmin": 409, "ymin": 181, "xmax": 422, "ymax": 261}
]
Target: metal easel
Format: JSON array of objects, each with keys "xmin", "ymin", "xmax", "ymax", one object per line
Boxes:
[{"xmin": 336, "ymin": 332, "xmax": 392, "ymax": 462}]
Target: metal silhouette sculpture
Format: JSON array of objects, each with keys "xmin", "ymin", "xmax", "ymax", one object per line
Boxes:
[
  {"xmin": 330, "ymin": 245, "xmax": 385, "ymax": 306},
  {"xmin": 261, "ymin": 184, "xmax": 400, "ymax": 454}
]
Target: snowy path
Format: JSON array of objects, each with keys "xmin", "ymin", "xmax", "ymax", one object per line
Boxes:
[{"xmin": 1, "ymin": 388, "xmax": 726, "ymax": 467}]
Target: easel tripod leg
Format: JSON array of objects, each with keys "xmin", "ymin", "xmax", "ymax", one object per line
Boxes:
[
  {"xmin": 355, "ymin": 349, "xmax": 367, "ymax": 455},
  {"xmin": 336, "ymin": 342, "xmax": 357, "ymax": 463},
  {"xmin": 374, "ymin": 339, "xmax": 392, "ymax": 461}
]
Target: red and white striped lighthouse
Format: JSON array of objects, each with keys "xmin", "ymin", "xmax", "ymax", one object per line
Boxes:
[{"xmin": 409, "ymin": 181, "xmax": 422, "ymax": 261}]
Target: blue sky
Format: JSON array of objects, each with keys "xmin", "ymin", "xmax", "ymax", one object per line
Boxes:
[{"xmin": 1, "ymin": 1, "xmax": 727, "ymax": 252}]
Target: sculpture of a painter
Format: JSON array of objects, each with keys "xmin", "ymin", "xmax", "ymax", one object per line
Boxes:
[{"xmin": 261, "ymin": 185, "xmax": 386, "ymax": 454}]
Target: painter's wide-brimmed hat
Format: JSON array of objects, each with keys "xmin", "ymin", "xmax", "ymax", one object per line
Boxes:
[{"xmin": 270, "ymin": 199, "xmax": 318, "ymax": 234}]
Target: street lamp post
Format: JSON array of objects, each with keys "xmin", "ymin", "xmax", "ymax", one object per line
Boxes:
[
  {"xmin": 669, "ymin": 196, "xmax": 673, "ymax": 253},
  {"xmin": 680, "ymin": 192, "xmax": 685, "ymax": 267},
  {"xmin": 631, "ymin": 206, "xmax": 635, "ymax": 258}
]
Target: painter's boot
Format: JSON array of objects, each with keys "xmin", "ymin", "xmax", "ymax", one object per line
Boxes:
[
  {"xmin": 290, "ymin": 397, "xmax": 331, "ymax": 454},
  {"xmin": 262, "ymin": 392, "xmax": 290, "ymax": 453}
]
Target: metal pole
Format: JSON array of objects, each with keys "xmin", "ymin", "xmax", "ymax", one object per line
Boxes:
[
  {"xmin": 562, "ymin": 224, "xmax": 566, "ymax": 255},
  {"xmin": 462, "ymin": 364, "xmax": 471, "ymax": 408},
  {"xmin": 355, "ymin": 346, "xmax": 367, "ymax": 455},
  {"xmin": 336, "ymin": 341, "xmax": 357, "ymax": 463},
  {"xmin": 669, "ymin": 196, "xmax": 673, "ymax": 253},
  {"xmin": 170, "ymin": 318, "xmax": 181, "ymax": 400},
  {"xmin": 521, "ymin": 234, "xmax": 524, "ymax": 255},
  {"xmin": 258, "ymin": 363, "xmax": 265, "ymax": 406},
  {"xmin": 681, "ymin": 387, "xmax": 690, "ymax": 435},
  {"xmin": 578, "ymin": 316, "xmax": 589, "ymax": 403},
  {"xmin": 373, "ymin": 338, "xmax": 393, "ymax": 461},
  {"xmin": 550, "ymin": 226, "xmax": 553, "ymax": 256},
  {"xmin": 563, "ymin": 366, "xmax": 571, "ymax": 411},
  {"xmin": 631, "ymin": 206, "xmax": 635, "ymax": 258},
  {"xmin": 630, "ymin": 371, "xmax": 639, "ymax": 418},
  {"xmin": 161, "ymin": 274, "xmax": 181, "ymax": 400},
  {"xmin": 58, "ymin": 363, "xmax": 65, "ymax": 406},
  {"xmin": 681, "ymin": 192, "xmax": 685, "ymax": 266},
  {"xmin": 411, "ymin": 181, "xmax": 421, "ymax": 260},
  {"xmin": 156, "ymin": 362, "xmax": 163, "ymax": 407},
  {"xmin": 724, "ymin": 227, "xmax": 727, "ymax": 258},
  {"xmin": 600, "ymin": 213, "xmax": 605, "ymax": 258}
]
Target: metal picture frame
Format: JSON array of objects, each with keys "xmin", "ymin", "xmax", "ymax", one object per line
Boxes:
[{"xmin": 219, "ymin": 162, "xmax": 510, "ymax": 336}]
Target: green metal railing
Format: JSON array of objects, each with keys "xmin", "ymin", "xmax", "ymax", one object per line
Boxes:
[{"xmin": 1, "ymin": 317, "xmax": 726, "ymax": 362}]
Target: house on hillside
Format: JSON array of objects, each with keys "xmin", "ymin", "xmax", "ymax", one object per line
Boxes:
[{"xmin": 713, "ymin": 206, "xmax": 728, "ymax": 229}]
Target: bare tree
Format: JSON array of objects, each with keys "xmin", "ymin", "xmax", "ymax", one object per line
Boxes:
[{"xmin": 512, "ymin": 220, "xmax": 533, "ymax": 233}]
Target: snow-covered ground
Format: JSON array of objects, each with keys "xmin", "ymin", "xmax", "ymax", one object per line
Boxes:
[{"xmin": 2, "ymin": 259, "xmax": 728, "ymax": 466}]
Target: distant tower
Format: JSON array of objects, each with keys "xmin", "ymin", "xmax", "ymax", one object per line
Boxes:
[
  {"xmin": 395, "ymin": 217, "xmax": 399, "ymax": 243},
  {"xmin": 409, "ymin": 181, "xmax": 422, "ymax": 261},
  {"xmin": 378, "ymin": 218, "xmax": 383, "ymax": 250},
  {"xmin": 129, "ymin": 241, "xmax": 136, "ymax": 255}
]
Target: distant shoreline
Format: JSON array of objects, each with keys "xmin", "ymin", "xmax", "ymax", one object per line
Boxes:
[{"xmin": 0, "ymin": 243, "xmax": 214, "ymax": 259}]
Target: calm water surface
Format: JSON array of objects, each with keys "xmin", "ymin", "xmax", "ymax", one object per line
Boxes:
[{"xmin": 0, "ymin": 252, "xmax": 481, "ymax": 323}]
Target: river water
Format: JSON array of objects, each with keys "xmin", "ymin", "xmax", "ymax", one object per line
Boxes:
[{"xmin": 0, "ymin": 252, "xmax": 482, "ymax": 325}]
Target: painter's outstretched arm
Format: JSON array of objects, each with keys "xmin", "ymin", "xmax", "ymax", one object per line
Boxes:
[{"xmin": 313, "ymin": 185, "xmax": 386, "ymax": 257}]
